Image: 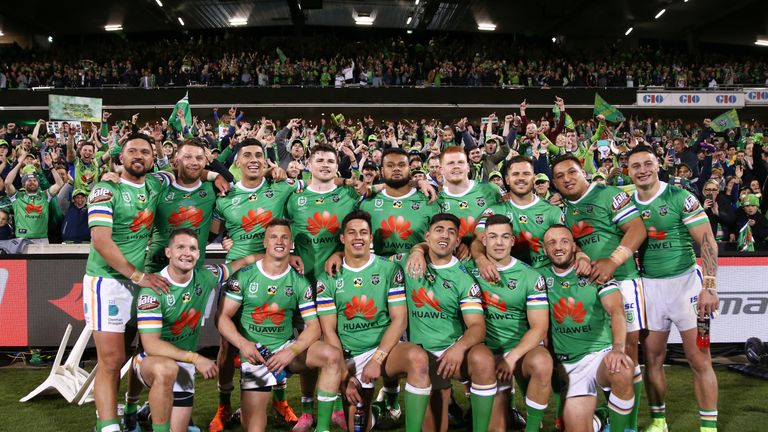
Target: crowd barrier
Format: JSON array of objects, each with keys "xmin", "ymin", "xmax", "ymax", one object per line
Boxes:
[{"xmin": 1, "ymin": 249, "xmax": 766, "ymax": 347}]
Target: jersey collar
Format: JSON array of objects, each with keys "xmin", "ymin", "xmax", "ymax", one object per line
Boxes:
[
  {"xmin": 429, "ymin": 256, "xmax": 459, "ymax": 270},
  {"xmin": 566, "ymin": 182, "xmax": 597, "ymax": 205},
  {"xmin": 236, "ymin": 178, "xmax": 266, "ymax": 192},
  {"xmin": 306, "ymin": 184, "xmax": 337, "ymax": 194},
  {"xmin": 173, "ymin": 179, "xmax": 203, "ymax": 192},
  {"xmin": 551, "ymin": 265, "xmax": 575, "ymax": 277},
  {"xmin": 161, "ymin": 267, "xmax": 193, "ymax": 288},
  {"xmin": 442, "ymin": 180, "xmax": 475, "ymax": 197},
  {"xmin": 496, "ymin": 257, "xmax": 518, "ymax": 272},
  {"xmin": 342, "ymin": 254, "xmax": 376, "ymax": 272},
  {"xmin": 508, "ymin": 194, "xmax": 539, "ymax": 210},
  {"xmin": 634, "ymin": 181, "xmax": 667, "ymax": 206},
  {"xmin": 120, "ymin": 177, "xmax": 145, "ymax": 188},
  {"xmin": 381, "ymin": 187, "xmax": 417, "ymax": 200},
  {"xmin": 257, "ymin": 259, "xmax": 292, "ymax": 280}
]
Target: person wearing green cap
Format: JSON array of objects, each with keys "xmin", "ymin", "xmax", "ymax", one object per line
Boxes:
[
  {"xmin": 66, "ymin": 123, "xmax": 111, "ymax": 193},
  {"xmin": 533, "ymin": 173, "xmax": 552, "ymax": 199},
  {"xmin": 591, "ymin": 171, "xmax": 608, "ymax": 185},
  {"xmin": 61, "ymin": 188, "xmax": 90, "ymax": 243},
  {"xmin": 736, "ymin": 193, "xmax": 768, "ymax": 242},
  {"xmin": 4, "ymin": 147, "xmax": 65, "ymax": 243},
  {"xmin": 488, "ymin": 171, "xmax": 504, "ymax": 192}
]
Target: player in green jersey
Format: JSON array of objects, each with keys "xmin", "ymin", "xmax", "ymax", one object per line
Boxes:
[
  {"xmin": 145, "ymin": 139, "xmax": 218, "ymax": 273},
  {"xmin": 437, "ymin": 146, "xmax": 501, "ymax": 250},
  {"xmin": 404, "ymin": 213, "xmax": 496, "ymax": 432},
  {"xmin": 466, "ymin": 214, "xmax": 551, "ymax": 432},
  {"xmin": 627, "ymin": 146, "xmax": 719, "ymax": 432},
  {"xmin": 317, "ymin": 210, "xmax": 432, "ymax": 432},
  {"xmin": 358, "ymin": 148, "xmax": 440, "ymax": 257},
  {"xmin": 4, "ymin": 148, "xmax": 65, "ymax": 242},
  {"xmin": 134, "ymin": 228, "xmax": 258, "ymax": 432},
  {"xmin": 551, "ymin": 154, "xmax": 648, "ymax": 431},
  {"xmin": 84, "ymin": 133, "xmax": 176, "ymax": 432},
  {"xmin": 217, "ymin": 219, "xmax": 344, "ymax": 432},
  {"xmin": 541, "ymin": 225, "xmax": 635, "ymax": 432}
]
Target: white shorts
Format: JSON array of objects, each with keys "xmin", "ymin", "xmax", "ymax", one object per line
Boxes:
[
  {"xmin": 346, "ymin": 347, "xmax": 377, "ymax": 389},
  {"xmin": 617, "ymin": 278, "xmax": 646, "ymax": 332},
  {"xmin": 82, "ymin": 275, "xmax": 136, "ymax": 332},
  {"xmin": 562, "ymin": 347, "xmax": 611, "ymax": 398},
  {"xmin": 133, "ymin": 352, "xmax": 196, "ymax": 393},
  {"xmin": 642, "ymin": 267, "xmax": 702, "ymax": 332},
  {"xmin": 240, "ymin": 341, "xmax": 293, "ymax": 390}
]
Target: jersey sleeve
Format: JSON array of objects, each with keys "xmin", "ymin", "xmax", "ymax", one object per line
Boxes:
[
  {"xmin": 459, "ymin": 275, "xmax": 484, "ymax": 316},
  {"xmin": 678, "ymin": 190, "xmax": 709, "ymax": 228},
  {"xmin": 315, "ymin": 275, "xmax": 337, "ymax": 316},
  {"xmin": 148, "ymin": 170, "xmax": 174, "ymax": 187},
  {"xmin": 87, "ymin": 183, "xmax": 116, "ymax": 228},
  {"xmin": 296, "ymin": 277, "xmax": 317, "ymax": 322},
  {"xmin": 213, "ymin": 197, "xmax": 225, "ymax": 221},
  {"xmin": 223, "ymin": 276, "xmax": 244, "ymax": 303},
  {"xmin": 605, "ymin": 186, "xmax": 639, "ymax": 226},
  {"xmin": 475, "ymin": 204, "xmax": 498, "ymax": 233},
  {"xmin": 484, "ymin": 183, "xmax": 503, "ymax": 203},
  {"xmin": 526, "ymin": 275, "xmax": 549, "ymax": 310},
  {"xmin": 597, "ymin": 280, "xmax": 620, "ymax": 298},
  {"xmin": 204, "ymin": 263, "xmax": 232, "ymax": 287},
  {"xmin": 136, "ymin": 289, "xmax": 163, "ymax": 334},
  {"xmin": 387, "ymin": 263, "xmax": 406, "ymax": 306}
]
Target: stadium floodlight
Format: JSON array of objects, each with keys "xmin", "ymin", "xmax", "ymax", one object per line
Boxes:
[
  {"xmin": 552, "ymin": 37, "xmax": 557, "ymax": 43},
  {"xmin": 155, "ymin": 0, "xmax": 163, "ymax": 6},
  {"xmin": 756, "ymin": 36, "xmax": 768, "ymax": 46},
  {"xmin": 654, "ymin": 9, "xmax": 666, "ymax": 19},
  {"xmin": 477, "ymin": 23, "xmax": 496, "ymax": 31},
  {"xmin": 407, "ymin": 16, "xmax": 412, "ymax": 25},
  {"xmin": 0, "ymin": 31, "xmax": 4, "ymax": 36},
  {"xmin": 48, "ymin": 36, "xmax": 53, "ymax": 42},
  {"xmin": 229, "ymin": 17, "xmax": 248, "ymax": 26},
  {"xmin": 355, "ymin": 16, "xmax": 374, "ymax": 26},
  {"xmin": 415, "ymin": 0, "xmax": 419, "ymax": 4},
  {"xmin": 407, "ymin": 30, "xmax": 413, "ymax": 34},
  {"xmin": 625, "ymin": 27, "xmax": 633, "ymax": 36},
  {"xmin": 178, "ymin": 17, "xmax": 185, "ymax": 26},
  {"xmin": 104, "ymin": 25, "xmax": 123, "ymax": 31}
]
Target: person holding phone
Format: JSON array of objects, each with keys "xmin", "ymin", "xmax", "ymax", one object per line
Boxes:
[{"xmin": 701, "ymin": 179, "xmax": 736, "ymax": 242}]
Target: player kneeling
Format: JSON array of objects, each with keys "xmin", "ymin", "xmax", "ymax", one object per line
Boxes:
[
  {"xmin": 134, "ymin": 228, "xmax": 259, "ymax": 432},
  {"xmin": 317, "ymin": 210, "xmax": 432, "ymax": 432},
  {"xmin": 541, "ymin": 225, "xmax": 635, "ymax": 432},
  {"xmin": 217, "ymin": 219, "xmax": 344, "ymax": 432}
]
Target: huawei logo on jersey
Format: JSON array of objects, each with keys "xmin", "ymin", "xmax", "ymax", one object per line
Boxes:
[
  {"xmin": 552, "ymin": 297, "xmax": 586, "ymax": 324},
  {"xmin": 169, "ymin": 206, "xmax": 204, "ymax": 228},
  {"xmin": 343, "ymin": 295, "xmax": 378, "ymax": 321},
  {"xmin": 380, "ymin": 215, "xmax": 412, "ymax": 241},
  {"xmin": 251, "ymin": 302, "xmax": 286, "ymax": 326},
  {"xmin": 648, "ymin": 227, "xmax": 667, "ymax": 240},
  {"xmin": 570, "ymin": 221, "xmax": 594, "ymax": 238},
  {"xmin": 517, "ymin": 231, "xmax": 543, "ymax": 253},
  {"xmin": 170, "ymin": 308, "xmax": 201, "ymax": 335},
  {"xmin": 482, "ymin": 292, "xmax": 507, "ymax": 312},
  {"xmin": 307, "ymin": 211, "xmax": 340, "ymax": 236},
  {"xmin": 25, "ymin": 203, "xmax": 43, "ymax": 214},
  {"xmin": 129, "ymin": 210, "xmax": 154, "ymax": 232},
  {"xmin": 241, "ymin": 208, "xmax": 273, "ymax": 232},
  {"xmin": 411, "ymin": 287, "xmax": 442, "ymax": 311},
  {"xmin": 459, "ymin": 216, "xmax": 477, "ymax": 238}
]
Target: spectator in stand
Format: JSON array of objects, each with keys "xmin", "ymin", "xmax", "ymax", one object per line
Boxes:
[
  {"xmin": 61, "ymin": 188, "xmax": 90, "ymax": 243},
  {"xmin": 0, "ymin": 209, "xmax": 12, "ymax": 240},
  {"xmin": 702, "ymin": 179, "xmax": 737, "ymax": 242},
  {"xmin": 736, "ymin": 194, "xmax": 768, "ymax": 243}
]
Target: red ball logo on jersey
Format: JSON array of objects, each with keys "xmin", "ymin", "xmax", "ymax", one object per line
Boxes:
[
  {"xmin": 380, "ymin": 215, "xmax": 412, "ymax": 241},
  {"xmin": 482, "ymin": 292, "xmax": 507, "ymax": 312},
  {"xmin": 307, "ymin": 211, "xmax": 340, "ymax": 236},
  {"xmin": 130, "ymin": 210, "xmax": 154, "ymax": 232},
  {"xmin": 241, "ymin": 208, "xmax": 273, "ymax": 232},
  {"xmin": 552, "ymin": 297, "xmax": 586, "ymax": 324},
  {"xmin": 411, "ymin": 287, "xmax": 442, "ymax": 311},
  {"xmin": 169, "ymin": 206, "xmax": 204, "ymax": 227},
  {"xmin": 251, "ymin": 303, "xmax": 285, "ymax": 326},
  {"xmin": 170, "ymin": 308, "xmax": 201, "ymax": 335},
  {"xmin": 343, "ymin": 295, "xmax": 378, "ymax": 321},
  {"xmin": 648, "ymin": 227, "xmax": 667, "ymax": 240},
  {"xmin": 459, "ymin": 216, "xmax": 477, "ymax": 238},
  {"xmin": 570, "ymin": 221, "xmax": 594, "ymax": 238}
]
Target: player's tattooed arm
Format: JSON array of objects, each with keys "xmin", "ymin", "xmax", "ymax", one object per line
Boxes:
[{"xmin": 690, "ymin": 223, "xmax": 719, "ymax": 316}]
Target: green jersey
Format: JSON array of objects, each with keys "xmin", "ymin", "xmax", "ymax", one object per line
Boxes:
[
  {"xmin": 69, "ymin": 158, "xmax": 104, "ymax": 192},
  {"xmin": 358, "ymin": 188, "xmax": 440, "ymax": 256},
  {"xmin": 633, "ymin": 182, "xmax": 709, "ymax": 278},
  {"xmin": 465, "ymin": 259, "xmax": 548, "ymax": 354},
  {"xmin": 562, "ymin": 183, "xmax": 640, "ymax": 280},
  {"xmin": 224, "ymin": 260, "xmax": 315, "ymax": 354},
  {"xmin": 438, "ymin": 181, "xmax": 501, "ymax": 241},
  {"xmin": 400, "ymin": 256, "xmax": 484, "ymax": 352},
  {"xmin": 478, "ymin": 195, "xmax": 564, "ymax": 268},
  {"xmin": 86, "ymin": 174, "xmax": 172, "ymax": 279},
  {"xmin": 286, "ymin": 185, "xmax": 359, "ymax": 283},
  {"xmin": 214, "ymin": 179, "xmax": 297, "ymax": 261},
  {"xmin": 539, "ymin": 266, "xmax": 619, "ymax": 364},
  {"xmin": 316, "ymin": 255, "xmax": 405, "ymax": 356},
  {"xmin": 10, "ymin": 189, "xmax": 54, "ymax": 239},
  {"xmin": 136, "ymin": 264, "xmax": 230, "ymax": 352},
  {"xmin": 145, "ymin": 181, "xmax": 218, "ymax": 273}
]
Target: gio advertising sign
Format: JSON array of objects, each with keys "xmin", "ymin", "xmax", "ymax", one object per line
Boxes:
[{"xmin": 637, "ymin": 92, "xmax": 745, "ymax": 108}]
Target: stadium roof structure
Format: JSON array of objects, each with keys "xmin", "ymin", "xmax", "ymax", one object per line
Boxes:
[{"xmin": 0, "ymin": 0, "xmax": 766, "ymax": 46}]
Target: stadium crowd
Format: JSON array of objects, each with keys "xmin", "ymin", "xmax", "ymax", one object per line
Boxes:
[
  {"xmin": 1, "ymin": 32, "xmax": 768, "ymax": 88},
  {"xmin": 1, "ymin": 101, "xmax": 766, "ymax": 249}
]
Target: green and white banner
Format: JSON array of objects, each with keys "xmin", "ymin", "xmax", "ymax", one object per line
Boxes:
[{"xmin": 48, "ymin": 95, "xmax": 103, "ymax": 122}]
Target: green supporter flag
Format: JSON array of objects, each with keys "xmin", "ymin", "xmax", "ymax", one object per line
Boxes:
[
  {"xmin": 738, "ymin": 222, "xmax": 755, "ymax": 252},
  {"xmin": 711, "ymin": 109, "xmax": 740, "ymax": 133},
  {"xmin": 552, "ymin": 105, "xmax": 575, "ymax": 130},
  {"xmin": 168, "ymin": 92, "xmax": 192, "ymax": 133},
  {"xmin": 593, "ymin": 94, "xmax": 625, "ymax": 123},
  {"xmin": 276, "ymin": 47, "xmax": 287, "ymax": 63}
]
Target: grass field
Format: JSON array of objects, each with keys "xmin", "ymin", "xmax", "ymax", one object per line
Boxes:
[{"xmin": 2, "ymin": 363, "xmax": 766, "ymax": 431}]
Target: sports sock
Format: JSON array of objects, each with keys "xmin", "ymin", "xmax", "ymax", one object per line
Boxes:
[
  {"xmin": 403, "ymin": 383, "xmax": 431, "ymax": 432},
  {"xmin": 333, "ymin": 394, "xmax": 344, "ymax": 412},
  {"xmin": 631, "ymin": 366, "xmax": 643, "ymax": 430},
  {"xmin": 470, "ymin": 382, "xmax": 497, "ymax": 432},
  {"xmin": 151, "ymin": 422, "xmax": 170, "ymax": 432},
  {"xmin": 607, "ymin": 393, "xmax": 634, "ymax": 432},
  {"xmin": 96, "ymin": 418, "xmax": 121, "ymax": 432},
  {"xmin": 699, "ymin": 408, "xmax": 718, "ymax": 430},
  {"xmin": 218, "ymin": 382, "xmax": 234, "ymax": 407},
  {"xmin": 273, "ymin": 378, "xmax": 288, "ymax": 402},
  {"xmin": 124, "ymin": 393, "xmax": 139, "ymax": 415},
  {"xmin": 383, "ymin": 384, "xmax": 401, "ymax": 407},
  {"xmin": 650, "ymin": 403, "xmax": 666, "ymax": 422},
  {"xmin": 301, "ymin": 396, "xmax": 315, "ymax": 415},
  {"xmin": 316, "ymin": 390, "xmax": 337, "ymax": 432},
  {"xmin": 524, "ymin": 397, "xmax": 547, "ymax": 432}
]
